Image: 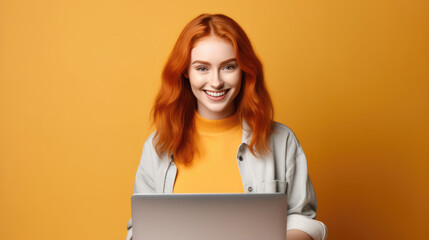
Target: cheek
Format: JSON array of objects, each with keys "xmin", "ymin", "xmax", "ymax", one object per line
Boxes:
[
  {"xmin": 189, "ymin": 74, "xmax": 205, "ymax": 90},
  {"xmin": 226, "ymin": 71, "xmax": 242, "ymax": 89}
]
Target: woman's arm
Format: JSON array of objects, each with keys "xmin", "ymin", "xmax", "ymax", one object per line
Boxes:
[
  {"xmin": 287, "ymin": 229, "xmax": 313, "ymax": 240},
  {"xmin": 283, "ymin": 128, "xmax": 328, "ymax": 240},
  {"xmin": 126, "ymin": 133, "xmax": 157, "ymax": 240}
]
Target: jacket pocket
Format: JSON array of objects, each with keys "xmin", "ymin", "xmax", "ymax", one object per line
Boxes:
[{"xmin": 263, "ymin": 180, "xmax": 288, "ymax": 193}]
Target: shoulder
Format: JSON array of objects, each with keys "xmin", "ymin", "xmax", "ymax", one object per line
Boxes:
[
  {"xmin": 141, "ymin": 131, "xmax": 158, "ymax": 157},
  {"xmin": 271, "ymin": 121, "xmax": 297, "ymax": 140},
  {"xmin": 142, "ymin": 131, "xmax": 170, "ymax": 160},
  {"xmin": 270, "ymin": 121, "xmax": 304, "ymax": 153},
  {"xmin": 144, "ymin": 131, "xmax": 157, "ymax": 145},
  {"xmin": 140, "ymin": 131, "xmax": 156, "ymax": 150}
]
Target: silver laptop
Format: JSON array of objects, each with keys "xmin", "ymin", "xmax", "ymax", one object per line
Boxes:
[{"xmin": 131, "ymin": 193, "xmax": 287, "ymax": 240}]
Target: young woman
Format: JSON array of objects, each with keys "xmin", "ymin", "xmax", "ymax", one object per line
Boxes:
[{"xmin": 126, "ymin": 14, "xmax": 328, "ymax": 240}]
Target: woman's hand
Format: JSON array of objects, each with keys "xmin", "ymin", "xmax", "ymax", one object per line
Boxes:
[{"xmin": 287, "ymin": 229, "xmax": 313, "ymax": 240}]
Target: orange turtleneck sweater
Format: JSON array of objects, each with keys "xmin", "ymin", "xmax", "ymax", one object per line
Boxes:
[{"xmin": 173, "ymin": 111, "xmax": 245, "ymax": 193}]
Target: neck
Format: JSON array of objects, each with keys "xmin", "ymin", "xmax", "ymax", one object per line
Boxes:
[{"xmin": 194, "ymin": 110, "xmax": 240, "ymax": 132}]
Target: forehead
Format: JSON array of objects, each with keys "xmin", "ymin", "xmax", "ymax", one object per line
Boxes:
[{"xmin": 190, "ymin": 36, "xmax": 236, "ymax": 62}]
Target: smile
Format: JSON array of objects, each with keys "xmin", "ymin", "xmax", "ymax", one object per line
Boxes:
[{"xmin": 204, "ymin": 90, "xmax": 229, "ymax": 97}]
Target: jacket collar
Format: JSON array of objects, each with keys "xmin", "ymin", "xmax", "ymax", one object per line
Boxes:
[
  {"xmin": 169, "ymin": 118, "xmax": 253, "ymax": 163},
  {"xmin": 241, "ymin": 118, "xmax": 252, "ymax": 146}
]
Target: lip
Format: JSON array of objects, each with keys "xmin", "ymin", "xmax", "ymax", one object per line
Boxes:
[{"xmin": 203, "ymin": 89, "xmax": 229, "ymax": 101}]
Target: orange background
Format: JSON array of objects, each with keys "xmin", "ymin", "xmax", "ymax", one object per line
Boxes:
[{"xmin": 1, "ymin": 0, "xmax": 428, "ymax": 239}]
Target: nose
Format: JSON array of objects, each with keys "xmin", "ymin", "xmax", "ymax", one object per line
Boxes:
[{"xmin": 209, "ymin": 70, "xmax": 224, "ymax": 89}]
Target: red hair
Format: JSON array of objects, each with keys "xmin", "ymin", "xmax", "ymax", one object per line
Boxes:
[{"xmin": 152, "ymin": 13, "xmax": 274, "ymax": 163}]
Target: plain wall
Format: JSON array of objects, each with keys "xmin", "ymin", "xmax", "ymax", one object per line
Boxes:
[{"xmin": 1, "ymin": 0, "xmax": 428, "ymax": 239}]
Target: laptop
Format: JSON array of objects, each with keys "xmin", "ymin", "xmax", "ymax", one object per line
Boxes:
[{"xmin": 131, "ymin": 193, "xmax": 287, "ymax": 240}]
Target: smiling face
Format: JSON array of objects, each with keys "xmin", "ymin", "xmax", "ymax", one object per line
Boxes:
[{"xmin": 187, "ymin": 36, "xmax": 242, "ymax": 120}]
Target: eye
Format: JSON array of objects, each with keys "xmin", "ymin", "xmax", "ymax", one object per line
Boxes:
[
  {"xmin": 196, "ymin": 66, "xmax": 208, "ymax": 72},
  {"xmin": 223, "ymin": 65, "xmax": 236, "ymax": 70}
]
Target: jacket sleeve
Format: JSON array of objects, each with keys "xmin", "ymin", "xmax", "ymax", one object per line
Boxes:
[
  {"xmin": 126, "ymin": 133, "xmax": 157, "ymax": 240},
  {"xmin": 285, "ymin": 132, "xmax": 328, "ymax": 240}
]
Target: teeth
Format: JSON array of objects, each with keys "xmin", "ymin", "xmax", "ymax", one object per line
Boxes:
[{"xmin": 205, "ymin": 90, "xmax": 227, "ymax": 97}]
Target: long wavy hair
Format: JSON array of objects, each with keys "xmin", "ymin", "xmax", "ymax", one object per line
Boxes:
[{"xmin": 152, "ymin": 13, "xmax": 274, "ymax": 163}]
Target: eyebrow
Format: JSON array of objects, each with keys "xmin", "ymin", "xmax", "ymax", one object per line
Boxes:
[{"xmin": 191, "ymin": 58, "xmax": 237, "ymax": 65}]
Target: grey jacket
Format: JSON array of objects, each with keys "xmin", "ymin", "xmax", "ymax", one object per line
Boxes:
[{"xmin": 126, "ymin": 121, "xmax": 328, "ymax": 240}]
